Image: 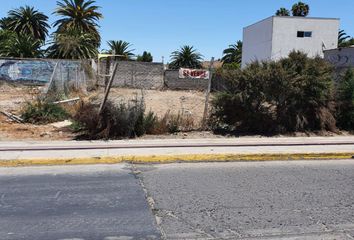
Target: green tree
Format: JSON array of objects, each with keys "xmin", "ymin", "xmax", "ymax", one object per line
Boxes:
[
  {"xmin": 338, "ymin": 30, "xmax": 350, "ymax": 47},
  {"xmin": 107, "ymin": 40, "xmax": 135, "ymax": 60},
  {"xmin": 336, "ymin": 68, "xmax": 354, "ymax": 130},
  {"xmin": 137, "ymin": 51, "xmax": 153, "ymax": 62},
  {"xmin": 53, "ymin": 0, "xmax": 102, "ymax": 46},
  {"xmin": 275, "ymin": 8, "xmax": 290, "ymax": 16},
  {"xmin": 344, "ymin": 38, "xmax": 354, "ymax": 47},
  {"xmin": 292, "ymin": 1, "xmax": 310, "ymax": 17},
  {"xmin": 0, "ymin": 33, "xmax": 43, "ymax": 58},
  {"xmin": 169, "ymin": 45, "xmax": 203, "ymax": 69},
  {"xmin": 0, "ymin": 17, "xmax": 11, "ymax": 30},
  {"xmin": 221, "ymin": 40, "xmax": 242, "ymax": 66},
  {"xmin": 7, "ymin": 6, "xmax": 49, "ymax": 41},
  {"xmin": 338, "ymin": 30, "xmax": 354, "ymax": 48},
  {"xmin": 0, "ymin": 30, "xmax": 13, "ymax": 56},
  {"xmin": 46, "ymin": 29, "xmax": 98, "ymax": 59}
]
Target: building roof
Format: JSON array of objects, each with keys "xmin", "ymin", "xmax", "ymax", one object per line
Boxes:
[{"xmin": 244, "ymin": 16, "xmax": 340, "ymax": 30}]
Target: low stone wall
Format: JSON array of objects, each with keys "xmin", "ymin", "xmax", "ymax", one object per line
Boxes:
[
  {"xmin": 164, "ymin": 70, "xmax": 208, "ymax": 90},
  {"xmin": 98, "ymin": 61, "xmax": 164, "ymax": 89}
]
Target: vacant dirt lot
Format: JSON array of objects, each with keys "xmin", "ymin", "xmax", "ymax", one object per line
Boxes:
[
  {"xmin": 2, "ymin": 81, "xmax": 349, "ymax": 141},
  {"xmin": 100, "ymin": 87, "xmax": 207, "ymax": 120},
  {"xmin": 0, "ymin": 81, "xmax": 210, "ymax": 141}
]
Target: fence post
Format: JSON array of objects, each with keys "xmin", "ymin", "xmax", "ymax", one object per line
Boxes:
[
  {"xmin": 99, "ymin": 62, "xmax": 119, "ymax": 115},
  {"xmin": 202, "ymin": 57, "xmax": 215, "ymax": 129}
]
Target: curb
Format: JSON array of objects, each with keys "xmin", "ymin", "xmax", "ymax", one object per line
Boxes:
[{"xmin": 0, "ymin": 152, "xmax": 353, "ymax": 167}]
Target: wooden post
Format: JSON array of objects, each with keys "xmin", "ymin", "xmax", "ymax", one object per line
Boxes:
[
  {"xmin": 99, "ymin": 62, "xmax": 119, "ymax": 114},
  {"xmin": 202, "ymin": 57, "xmax": 215, "ymax": 129}
]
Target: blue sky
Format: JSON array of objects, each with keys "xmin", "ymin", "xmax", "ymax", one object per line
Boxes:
[{"xmin": 1, "ymin": 0, "xmax": 353, "ymax": 62}]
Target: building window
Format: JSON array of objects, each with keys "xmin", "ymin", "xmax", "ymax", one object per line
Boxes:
[{"xmin": 297, "ymin": 31, "xmax": 312, "ymax": 38}]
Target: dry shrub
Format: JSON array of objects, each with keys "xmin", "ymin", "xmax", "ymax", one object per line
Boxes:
[
  {"xmin": 73, "ymin": 98, "xmax": 147, "ymax": 139},
  {"xmin": 73, "ymin": 98, "xmax": 198, "ymax": 139},
  {"xmin": 147, "ymin": 111, "xmax": 196, "ymax": 134},
  {"xmin": 73, "ymin": 101, "xmax": 99, "ymax": 133}
]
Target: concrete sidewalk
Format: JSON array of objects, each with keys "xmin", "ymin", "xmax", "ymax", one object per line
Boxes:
[{"xmin": 0, "ymin": 137, "xmax": 353, "ymax": 166}]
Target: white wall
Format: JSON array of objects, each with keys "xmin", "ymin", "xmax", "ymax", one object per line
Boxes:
[
  {"xmin": 241, "ymin": 17, "xmax": 273, "ymax": 68},
  {"xmin": 271, "ymin": 17, "xmax": 339, "ymax": 61}
]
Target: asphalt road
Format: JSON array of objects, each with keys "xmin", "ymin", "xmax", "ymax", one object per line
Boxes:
[
  {"xmin": 0, "ymin": 165, "xmax": 160, "ymax": 240},
  {"xmin": 136, "ymin": 160, "xmax": 354, "ymax": 240},
  {"xmin": 1, "ymin": 160, "xmax": 354, "ymax": 240}
]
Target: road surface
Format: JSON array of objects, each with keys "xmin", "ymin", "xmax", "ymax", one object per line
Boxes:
[
  {"xmin": 1, "ymin": 160, "xmax": 354, "ymax": 239},
  {"xmin": 0, "ymin": 165, "xmax": 160, "ymax": 240}
]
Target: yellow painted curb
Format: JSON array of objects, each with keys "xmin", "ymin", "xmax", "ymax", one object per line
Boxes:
[{"xmin": 0, "ymin": 152, "xmax": 353, "ymax": 167}]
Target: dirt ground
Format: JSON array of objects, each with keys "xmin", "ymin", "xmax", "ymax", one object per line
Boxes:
[
  {"xmin": 0, "ymin": 82, "xmax": 212, "ymax": 141},
  {"xmin": 100, "ymin": 87, "xmax": 207, "ymax": 120},
  {"xmin": 0, "ymin": 82, "xmax": 75, "ymax": 141}
]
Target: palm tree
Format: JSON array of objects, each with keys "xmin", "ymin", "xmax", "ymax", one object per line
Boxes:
[
  {"xmin": 291, "ymin": 1, "xmax": 309, "ymax": 17},
  {"xmin": 0, "ymin": 30, "xmax": 13, "ymax": 53},
  {"xmin": 46, "ymin": 29, "xmax": 98, "ymax": 59},
  {"xmin": 222, "ymin": 41, "xmax": 242, "ymax": 65},
  {"xmin": 275, "ymin": 8, "xmax": 290, "ymax": 16},
  {"xmin": 137, "ymin": 51, "xmax": 153, "ymax": 62},
  {"xmin": 107, "ymin": 40, "xmax": 135, "ymax": 60},
  {"xmin": 53, "ymin": 0, "xmax": 102, "ymax": 46},
  {"xmin": 6, "ymin": 6, "xmax": 49, "ymax": 41},
  {"xmin": 338, "ymin": 30, "xmax": 351, "ymax": 47},
  {"xmin": 169, "ymin": 45, "xmax": 203, "ymax": 69},
  {"xmin": 0, "ymin": 17, "xmax": 11, "ymax": 30},
  {"xmin": 0, "ymin": 34, "xmax": 43, "ymax": 58}
]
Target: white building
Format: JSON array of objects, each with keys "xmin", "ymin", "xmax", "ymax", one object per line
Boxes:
[{"xmin": 241, "ymin": 16, "xmax": 340, "ymax": 68}]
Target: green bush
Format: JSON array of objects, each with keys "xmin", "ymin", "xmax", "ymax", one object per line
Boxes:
[
  {"xmin": 21, "ymin": 98, "xmax": 69, "ymax": 124},
  {"xmin": 211, "ymin": 51, "xmax": 336, "ymax": 134},
  {"xmin": 336, "ymin": 68, "xmax": 354, "ymax": 130}
]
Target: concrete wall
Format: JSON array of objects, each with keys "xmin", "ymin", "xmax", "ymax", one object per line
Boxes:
[
  {"xmin": 324, "ymin": 47, "xmax": 354, "ymax": 69},
  {"xmin": 0, "ymin": 58, "xmax": 84, "ymax": 84},
  {"xmin": 0, "ymin": 58, "xmax": 208, "ymax": 91},
  {"xmin": 164, "ymin": 70, "xmax": 208, "ymax": 90},
  {"xmin": 99, "ymin": 61, "xmax": 164, "ymax": 89},
  {"xmin": 271, "ymin": 16, "xmax": 339, "ymax": 61},
  {"xmin": 242, "ymin": 17, "xmax": 273, "ymax": 68},
  {"xmin": 242, "ymin": 16, "xmax": 339, "ymax": 67}
]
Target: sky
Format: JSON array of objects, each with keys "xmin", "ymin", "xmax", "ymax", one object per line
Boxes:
[{"xmin": 0, "ymin": 0, "xmax": 353, "ymax": 62}]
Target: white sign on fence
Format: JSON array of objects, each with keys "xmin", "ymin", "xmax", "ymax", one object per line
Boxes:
[{"xmin": 179, "ymin": 68, "xmax": 210, "ymax": 79}]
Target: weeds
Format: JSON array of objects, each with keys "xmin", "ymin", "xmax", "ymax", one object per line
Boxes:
[
  {"xmin": 74, "ymin": 98, "xmax": 150, "ymax": 139},
  {"xmin": 146, "ymin": 111, "xmax": 196, "ymax": 134},
  {"xmin": 21, "ymin": 98, "xmax": 69, "ymax": 124},
  {"xmin": 73, "ymin": 98, "xmax": 198, "ymax": 139}
]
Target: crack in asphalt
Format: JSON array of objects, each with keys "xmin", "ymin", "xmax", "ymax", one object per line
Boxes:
[{"xmin": 129, "ymin": 163, "xmax": 166, "ymax": 240}]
